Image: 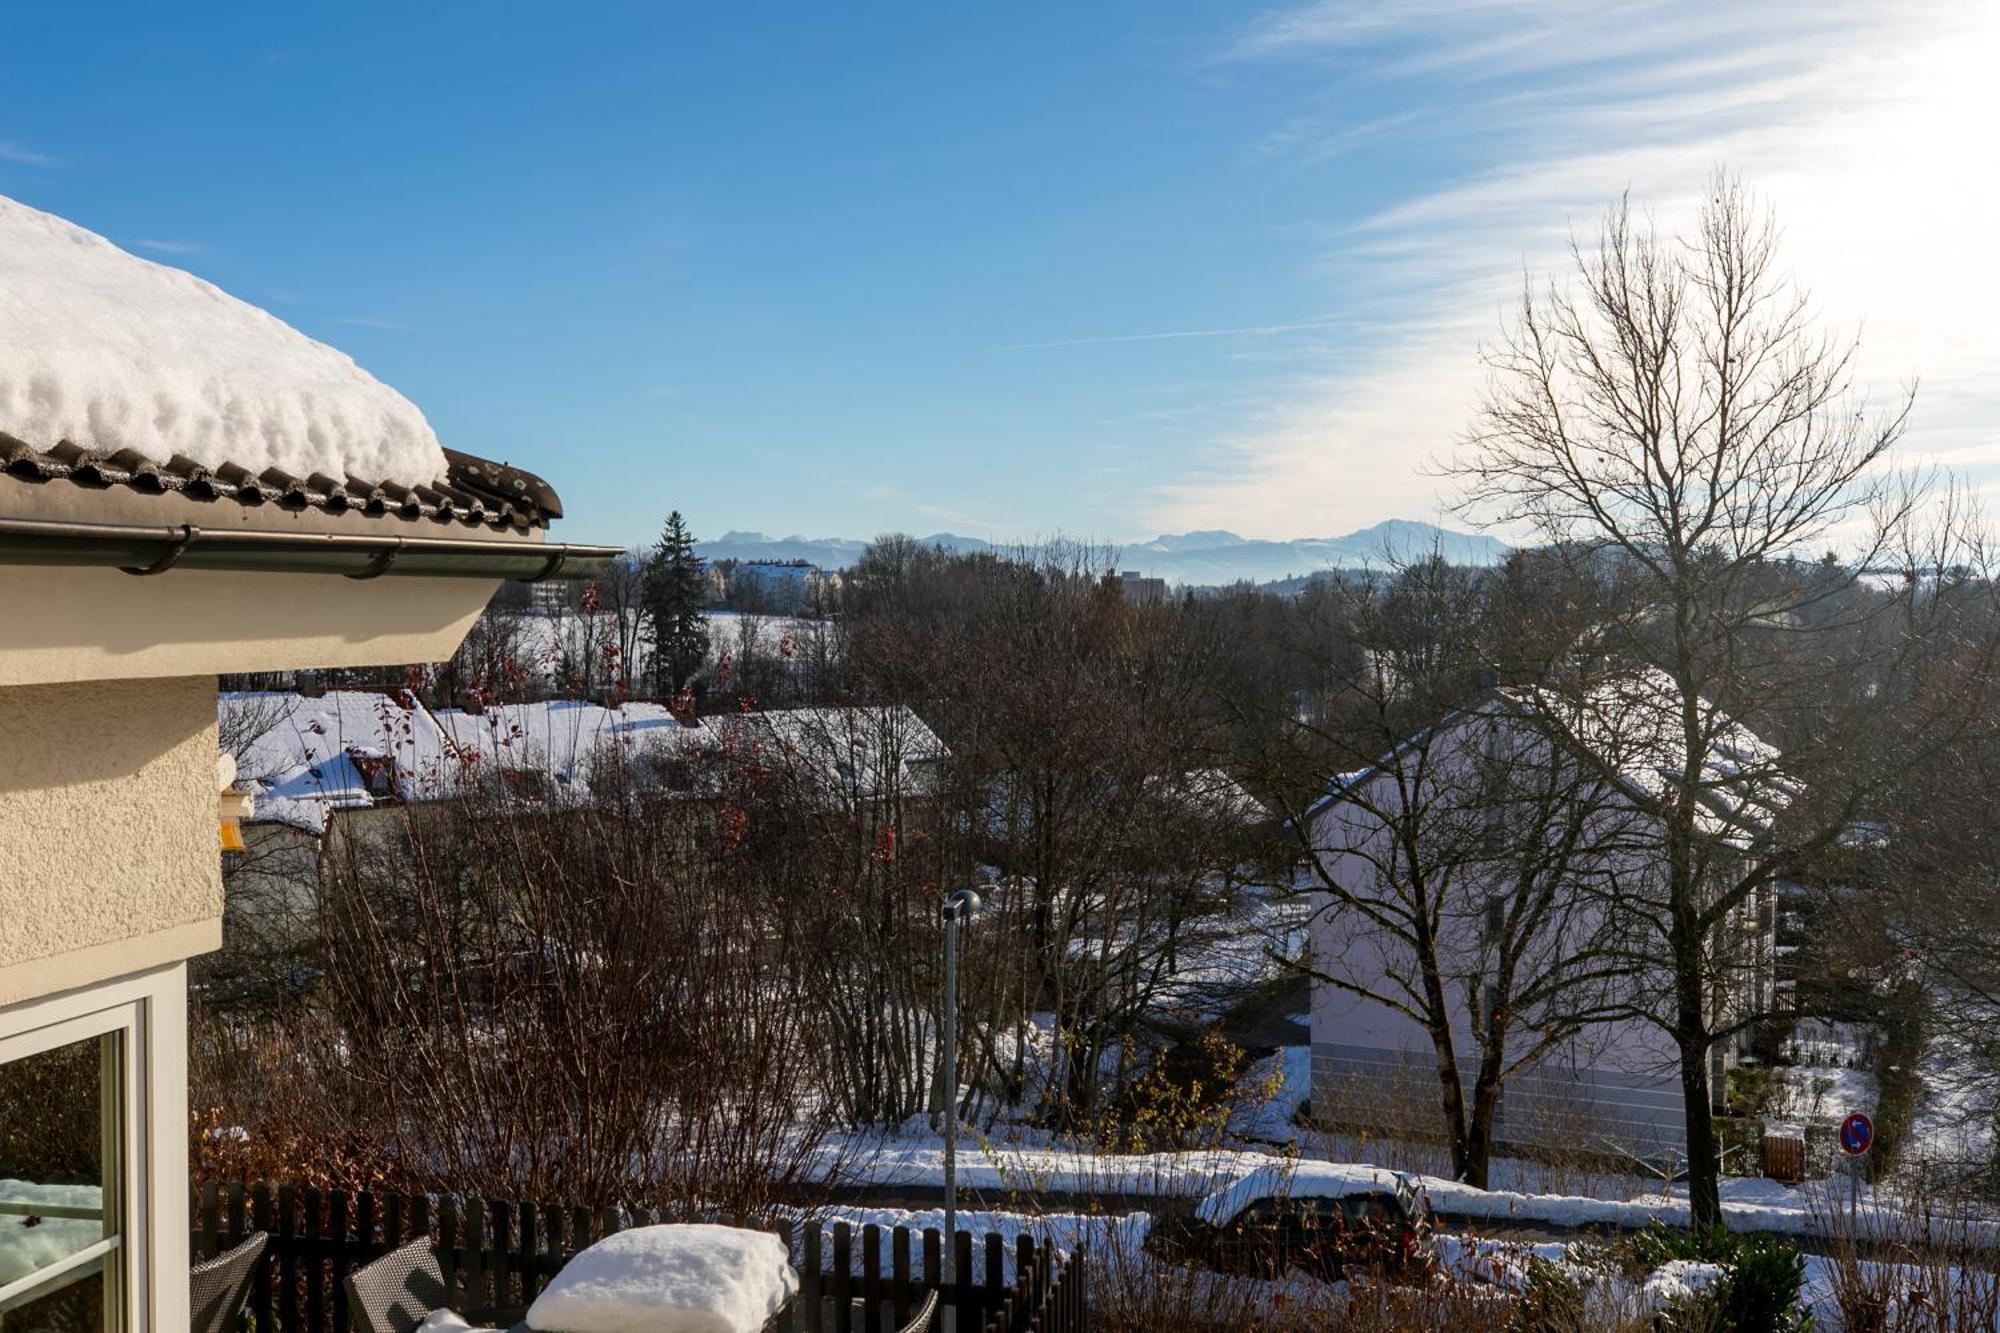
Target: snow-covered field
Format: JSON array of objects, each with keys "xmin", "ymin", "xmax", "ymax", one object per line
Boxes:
[{"xmin": 499, "ymin": 609, "xmax": 831, "ymax": 688}]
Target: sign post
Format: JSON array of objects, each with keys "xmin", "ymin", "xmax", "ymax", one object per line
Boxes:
[
  {"xmin": 938, "ymin": 887, "xmax": 983, "ymax": 1333},
  {"xmin": 1837, "ymin": 1110, "xmax": 1874, "ymax": 1233}
]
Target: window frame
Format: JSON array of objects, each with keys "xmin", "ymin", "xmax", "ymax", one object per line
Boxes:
[{"xmin": 0, "ymin": 962, "xmax": 188, "ymax": 1333}]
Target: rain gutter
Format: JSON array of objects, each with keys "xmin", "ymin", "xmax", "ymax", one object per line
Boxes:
[{"xmin": 0, "ymin": 516, "xmax": 623, "ymax": 581}]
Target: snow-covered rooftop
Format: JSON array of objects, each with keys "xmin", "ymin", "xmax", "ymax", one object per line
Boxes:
[
  {"xmin": 0, "ymin": 193, "xmax": 447, "ymax": 487},
  {"xmin": 717, "ymin": 704, "xmax": 949, "ymax": 800},
  {"xmin": 226, "ymin": 691, "xmax": 718, "ymax": 833}
]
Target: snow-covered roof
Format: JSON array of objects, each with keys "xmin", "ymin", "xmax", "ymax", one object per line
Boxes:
[
  {"xmin": 1147, "ymin": 768, "xmax": 1269, "ymax": 826},
  {"xmin": 1522, "ymin": 669, "xmax": 1795, "ymax": 843},
  {"xmin": 1310, "ymin": 668, "xmax": 1792, "ymax": 846},
  {"xmin": 0, "ymin": 194, "xmax": 447, "ymax": 488},
  {"xmin": 227, "ymin": 691, "xmax": 718, "ymax": 833},
  {"xmin": 718, "ymin": 705, "xmax": 948, "ymax": 800},
  {"xmin": 435, "ymin": 698, "xmax": 717, "ymax": 790}
]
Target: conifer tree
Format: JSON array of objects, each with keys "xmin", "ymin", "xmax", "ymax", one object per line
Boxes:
[{"xmin": 644, "ymin": 511, "xmax": 710, "ymax": 696}]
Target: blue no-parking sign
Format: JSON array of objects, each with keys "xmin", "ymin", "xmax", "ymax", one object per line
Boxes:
[{"xmin": 1838, "ymin": 1111, "xmax": 1875, "ymax": 1156}]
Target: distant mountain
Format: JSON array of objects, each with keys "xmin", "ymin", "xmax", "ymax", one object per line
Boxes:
[
  {"xmin": 697, "ymin": 531, "xmax": 994, "ymax": 567},
  {"xmin": 695, "ymin": 520, "xmax": 1507, "ymax": 587}
]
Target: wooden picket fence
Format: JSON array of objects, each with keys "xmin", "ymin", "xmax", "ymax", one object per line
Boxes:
[{"xmin": 191, "ymin": 1180, "xmax": 1088, "ymax": 1333}]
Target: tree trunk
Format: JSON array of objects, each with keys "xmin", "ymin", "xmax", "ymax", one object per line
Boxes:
[
  {"xmin": 1431, "ymin": 1040, "xmax": 1471, "ymax": 1183},
  {"xmin": 1464, "ymin": 1046, "xmax": 1507, "ymax": 1191},
  {"xmin": 1675, "ymin": 967, "xmax": 1723, "ymax": 1228}
]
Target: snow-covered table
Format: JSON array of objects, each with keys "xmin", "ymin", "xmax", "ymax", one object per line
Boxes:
[{"xmin": 523, "ymin": 1224, "xmax": 799, "ymax": 1333}]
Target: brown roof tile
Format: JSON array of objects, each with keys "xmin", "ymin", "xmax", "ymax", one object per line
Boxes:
[{"xmin": 0, "ymin": 431, "xmax": 561, "ymax": 529}]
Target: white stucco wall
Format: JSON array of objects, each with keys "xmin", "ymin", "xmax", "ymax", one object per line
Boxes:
[
  {"xmin": 0, "ymin": 675, "xmax": 224, "ymax": 1005},
  {"xmin": 0, "ymin": 566, "xmax": 495, "ymax": 688},
  {"xmin": 1305, "ymin": 710, "xmax": 1691, "ymax": 1159}
]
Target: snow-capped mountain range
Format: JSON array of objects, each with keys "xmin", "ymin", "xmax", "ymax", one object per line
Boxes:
[{"xmin": 695, "ymin": 520, "xmax": 1508, "ymax": 587}]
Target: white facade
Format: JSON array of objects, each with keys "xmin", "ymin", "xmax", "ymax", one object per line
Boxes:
[{"xmin": 1305, "ymin": 682, "xmax": 1783, "ymax": 1163}]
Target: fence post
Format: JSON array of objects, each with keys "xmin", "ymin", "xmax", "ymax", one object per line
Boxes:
[
  {"xmin": 248, "ymin": 1183, "xmax": 273, "ymax": 1332},
  {"xmin": 953, "ymin": 1231, "xmax": 972, "ymax": 1330},
  {"xmin": 891, "ymin": 1225, "xmax": 911, "ymax": 1330},
  {"xmin": 862, "ymin": 1224, "xmax": 882, "ymax": 1333},
  {"xmin": 832, "ymin": 1222, "xmax": 853, "ymax": 1333},
  {"xmin": 328, "ymin": 1187, "xmax": 350, "ymax": 1333},
  {"xmin": 227, "ymin": 1179, "xmax": 247, "ymax": 1247},
  {"xmin": 803, "ymin": 1224, "xmax": 824, "ymax": 1333}
]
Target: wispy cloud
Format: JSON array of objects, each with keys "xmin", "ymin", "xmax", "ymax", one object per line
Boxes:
[
  {"xmin": 0, "ymin": 141, "xmax": 57, "ymax": 167},
  {"xmin": 1003, "ymin": 317, "xmax": 1349, "ymax": 351},
  {"xmin": 134, "ymin": 238, "xmax": 204, "ymax": 256},
  {"xmin": 1152, "ymin": 0, "xmax": 2000, "ymax": 537}
]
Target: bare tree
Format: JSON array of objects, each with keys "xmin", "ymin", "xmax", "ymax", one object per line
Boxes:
[{"xmin": 1452, "ymin": 174, "xmax": 1995, "ymax": 1225}]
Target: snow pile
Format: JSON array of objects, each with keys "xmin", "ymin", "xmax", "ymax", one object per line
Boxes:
[
  {"xmin": 525, "ymin": 1224, "xmax": 797, "ymax": 1333},
  {"xmin": 0, "ymin": 1179, "xmax": 105, "ymax": 1287},
  {"xmin": 0, "ymin": 193, "xmax": 447, "ymax": 485},
  {"xmin": 415, "ymin": 1313, "xmax": 501, "ymax": 1333},
  {"xmin": 1641, "ymin": 1258, "xmax": 1725, "ymax": 1306}
]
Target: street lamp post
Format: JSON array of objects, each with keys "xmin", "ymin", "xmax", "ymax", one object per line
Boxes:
[{"xmin": 938, "ymin": 886, "xmax": 982, "ymax": 1318}]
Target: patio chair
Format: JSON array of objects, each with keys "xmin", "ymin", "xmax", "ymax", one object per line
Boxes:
[
  {"xmin": 190, "ymin": 1231, "xmax": 267, "ymax": 1333},
  {"xmin": 785, "ymin": 1286, "xmax": 938, "ymax": 1333},
  {"xmin": 896, "ymin": 1286, "xmax": 941, "ymax": 1333},
  {"xmin": 344, "ymin": 1237, "xmax": 530, "ymax": 1333}
]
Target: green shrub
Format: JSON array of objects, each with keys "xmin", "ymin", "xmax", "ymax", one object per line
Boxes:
[
  {"xmin": 1615, "ymin": 1224, "xmax": 1811, "ymax": 1332},
  {"xmin": 1711, "ymin": 1236, "xmax": 1811, "ymax": 1333},
  {"xmin": 1620, "ymin": 1222, "xmax": 1738, "ymax": 1274}
]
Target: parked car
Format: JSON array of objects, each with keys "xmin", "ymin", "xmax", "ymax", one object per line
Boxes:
[{"xmin": 1154, "ymin": 1165, "xmax": 1436, "ymax": 1283}]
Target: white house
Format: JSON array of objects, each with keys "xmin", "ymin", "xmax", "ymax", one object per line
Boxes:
[{"xmin": 1305, "ymin": 669, "xmax": 1788, "ymax": 1161}]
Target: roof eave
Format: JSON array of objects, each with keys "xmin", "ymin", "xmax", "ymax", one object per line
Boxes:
[{"xmin": 0, "ymin": 515, "xmax": 621, "ymax": 581}]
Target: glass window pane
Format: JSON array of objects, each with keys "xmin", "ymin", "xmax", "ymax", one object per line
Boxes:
[
  {"xmin": 0, "ymin": 1033, "xmax": 120, "ymax": 1311},
  {"xmin": 0, "ymin": 1266, "xmax": 104, "ymax": 1330}
]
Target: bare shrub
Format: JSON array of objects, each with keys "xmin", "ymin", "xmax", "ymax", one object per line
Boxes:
[
  {"xmin": 194, "ymin": 748, "xmax": 844, "ymax": 1217},
  {"xmin": 1807, "ymin": 1181, "xmax": 2000, "ymax": 1332}
]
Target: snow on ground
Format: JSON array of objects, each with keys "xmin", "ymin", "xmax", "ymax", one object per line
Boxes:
[
  {"xmin": 1907, "ymin": 1027, "xmax": 1998, "ymax": 1171},
  {"xmin": 1771, "ymin": 1019, "xmax": 1879, "ymax": 1128},
  {"xmin": 824, "ymin": 1131, "xmax": 2000, "ymax": 1246},
  {"xmin": 0, "ymin": 193, "xmax": 445, "ymax": 485},
  {"xmin": 1148, "ymin": 885, "xmax": 1307, "ymax": 1026},
  {"xmin": 1230, "ymin": 1045, "xmax": 1312, "ymax": 1145},
  {"xmin": 493, "ymin": 610, "xmax": 831, "ymax": 692},
  {"xmin": 0, "ymin": 1179, "xmax": 104, "ymax": 1287}
]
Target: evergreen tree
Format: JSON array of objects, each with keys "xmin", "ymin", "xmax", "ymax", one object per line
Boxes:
[{"xmin": 643, "ymin": 511, "xmax": 710, "ymax": 696}]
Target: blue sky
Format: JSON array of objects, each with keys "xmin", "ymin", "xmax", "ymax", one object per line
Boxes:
[{"xmin": 4, "ymin": 3, "xmax": 1995, "ymax": 550}]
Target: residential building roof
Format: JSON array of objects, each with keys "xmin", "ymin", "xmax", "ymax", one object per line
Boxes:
[{"xmin": 1308, "ymin": 667, "xmax": 1794, "ymax": 845}]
